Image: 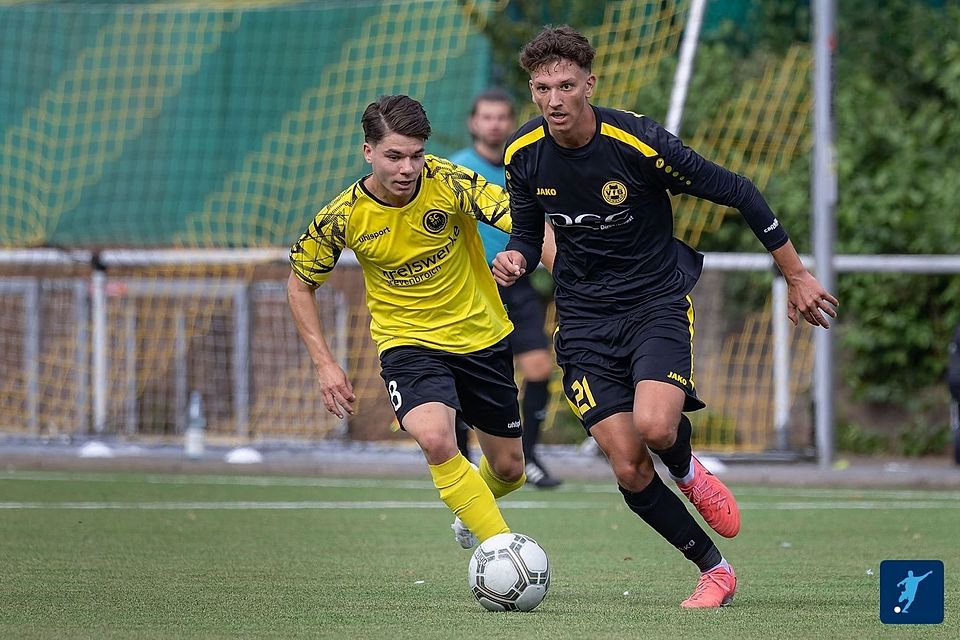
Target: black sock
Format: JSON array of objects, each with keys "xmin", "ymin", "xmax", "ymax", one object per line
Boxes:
[
  {"xmin": 619, "ymin": 474, "xmax": 721, "ymax": 572},
  {"xmin": 521, "ymin": 380, "xmax": 549, "ymax": 461},
  {"xmin": 650, "ymin": 414, "xmax": 692, "ymax": 479}
]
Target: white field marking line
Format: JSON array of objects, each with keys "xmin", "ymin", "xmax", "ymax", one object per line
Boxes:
[
  {"xmin": 748, "ymin": 501, "xmax": 960, "ymax": 510},
  {"xmin": 0, "ymin": 500, "xmax": 598, "ymax": 510},
  {"xmin": 5, "ymin": 471, "xmax": 960, "ymax": 501},
  {"xmin": 572, "ymin": 485, "xmax": 960, "ymax": 500},
  {"xmin": 721, "ymin": 487, "xmax": 960, "ymax": 500},
  {"xmin": 0, "ymin": 500, "xmax": 958, "ymax": 511},
  {"xmin": 0, "ymin": 470, "xmax": 435, "ymax": 490}
]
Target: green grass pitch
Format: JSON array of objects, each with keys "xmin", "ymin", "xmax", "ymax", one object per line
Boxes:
[{"xmin": 1, "ymin": 470, "xmax": 957, "ymax": 639}]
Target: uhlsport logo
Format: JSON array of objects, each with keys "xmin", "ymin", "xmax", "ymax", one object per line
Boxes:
[
  {"xmin": 879, "ymin": 560, "xmax": 944, "ymax": 624},
  {"xmin": 357, "ymin": 226, "xmax": 390, "ymax": 243},
  {"xmin": 422, "ymin": 209, "xmax": 448, "ymax": 234}
]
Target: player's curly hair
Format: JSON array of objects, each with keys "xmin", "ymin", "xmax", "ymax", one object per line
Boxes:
[
  {"xmin": 362, "ymin": 95, "xmax": 432, "ymax": 144},
  {"xmin": 519, "ymin": 25, "xmax": 596, "ymax": 74}
]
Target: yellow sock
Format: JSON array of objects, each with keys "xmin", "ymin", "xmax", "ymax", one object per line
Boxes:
[
  {"xmin": 428, "ymin": 453, "xmax": 509, "ymax": 542},
  {"xmin": 479, "ymin": 455, "xmax": 526, "ymax": 498}
]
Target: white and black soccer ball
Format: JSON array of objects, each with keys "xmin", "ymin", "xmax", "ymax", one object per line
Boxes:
[{"xmin": 467, "ymin": 532, "xmax": 550, "ymax": 612}]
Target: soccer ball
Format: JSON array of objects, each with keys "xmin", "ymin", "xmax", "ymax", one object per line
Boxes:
[{"xmin": 467, "ymin": 532, "xmax": 550, "ymax": 612}]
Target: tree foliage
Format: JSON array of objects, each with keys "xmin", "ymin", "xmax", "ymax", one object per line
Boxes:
[
  {"xmin": 700, "ymin": 0, "xmax": 960, "ymax": 402},
  {"xmin": 769, "ymin": 0, "xmax": 960, "ymax": 402},
  {"xmin": 460, "ymin": 1, "xmax": 605, "ymax": 101}
]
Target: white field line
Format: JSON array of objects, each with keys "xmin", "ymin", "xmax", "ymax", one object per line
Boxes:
[
  {"xmin": 0, "ymin": 500, "xmax": 958, "ymax": 511},
  {"xmin": 573, "ymin": 485, "xmax": 960, "ymax": 500},
  {"xmin": 0, "ymin": 500, "xmax": 594, "ymax": 510},
  {"xmin": 0, "ymin": 470, "xmax": 435, "ymax": 490},
  {"xmin": 4, "ymin": 471, "xmax": 960, "ymax": 501}
]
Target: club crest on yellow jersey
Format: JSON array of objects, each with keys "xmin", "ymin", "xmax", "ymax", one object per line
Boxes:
[{"xmin": 422, "ymin": 209, "xmax": 448, "ymax": 234}]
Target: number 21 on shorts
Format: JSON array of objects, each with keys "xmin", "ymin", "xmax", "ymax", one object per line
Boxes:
[{"xmin": 570, "ymin": 376, "xmax": 596, "ymax": 415}]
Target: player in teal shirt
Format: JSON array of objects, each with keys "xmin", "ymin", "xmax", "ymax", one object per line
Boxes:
[
  {"xmin": 449, "ymin": 145, "xmax": 510, "ymax": 265},
  {"xmin": 450, "ymin": 89, "xmax": 561, "ymax": 488}
]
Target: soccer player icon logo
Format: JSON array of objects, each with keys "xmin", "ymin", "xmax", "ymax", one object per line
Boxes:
[
  {"xmin": 895, "ymin": 570, "xmax": 932, "ymax": 614},
  {"xmin": 880, "ymin": 560, "xmax": 944, "ymax": 624}
]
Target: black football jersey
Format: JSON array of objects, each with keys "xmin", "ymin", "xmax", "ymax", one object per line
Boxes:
[{"xmin": 504, "ymin": 105, "xmax": 789, "ymax": 321}]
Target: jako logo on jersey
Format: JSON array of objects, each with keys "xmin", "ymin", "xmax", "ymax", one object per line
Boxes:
[
  {"xmin": 422, "ymin": 209, "xmax": 448, "ymax": 234},
  {"xmin": 667, "ymin": 371, "xmax": 689, "ymax": 386},
  {"xmin": 763, "ymin": 218, "xmax": 780, "ymax": 234},
  {"xmin": 536, "ymin": 187, "xmax": 557, "ymax": 196},
  {"xmin": 547, "ymin": 209, "xmax": 632, "ymax": 227},
  {"xmin": 601, "ymin": 180, "xmax": 628, "ymax": 205},
  {"xmin": 357, "ymin": 226, "xmax": 391, "ymax": 243}
]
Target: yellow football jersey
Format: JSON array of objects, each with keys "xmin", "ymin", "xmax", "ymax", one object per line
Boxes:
[{"xmin": 290, "ymin": 155, "xmax": 514, "ymax": 354}]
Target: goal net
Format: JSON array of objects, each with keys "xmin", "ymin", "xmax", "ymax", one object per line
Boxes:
[{"xmin": 0, "ymin": 0, "xmax": 814, "ymax": 453}]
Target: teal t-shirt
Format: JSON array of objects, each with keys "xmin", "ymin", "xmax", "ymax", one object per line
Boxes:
[{"xmin": 448, "ymin": 147, "xmax": 509, "ymax": 265}]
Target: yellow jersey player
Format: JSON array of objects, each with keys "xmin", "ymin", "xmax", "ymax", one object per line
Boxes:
[{"xmin": 288, "ymin": 95, "xmax": 549, "ymax": 550}]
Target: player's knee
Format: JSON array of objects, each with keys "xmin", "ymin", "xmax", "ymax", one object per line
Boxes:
[
  {"xmin": 492, "ymin": 457, "xmax": 524, "ymax": 483},
  {"xmin": 486, "ymin": 449, "xmax": 524, "ymax": 482},
  {"xmin": 632, "ymin": 411, "xmax": 677, "ymax": 450},
  {"xmin": 503, "ymin": 466, "xmax": 525, "ymax": 484},
  {"xmin": 609, "ymin": 458, "xmax": 655, "ymax": 492},
  {"xmin": 415, "ymin": 430, "xmax": 459, "ymax": 464}
]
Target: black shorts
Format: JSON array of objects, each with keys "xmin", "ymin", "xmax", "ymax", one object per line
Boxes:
[
  {"xmin": 379, "ymin": 338, "xmax": 521, "ymax": 438},
  {"xmin": 554, "ymin": 296, "xmax": 705, "ymax": 431},
  {"xmin": 499, "ymin": 277, "xmax": 549, "ymax": 355}
]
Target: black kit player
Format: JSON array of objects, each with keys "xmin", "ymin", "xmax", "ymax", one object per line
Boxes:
[
  {"xmin": 493, "ymin": 26, "xmax": 838, "ymax": 608},
  {"xmin": 289, "ymin": 95, "xmax": 554, "ymax": 552}
]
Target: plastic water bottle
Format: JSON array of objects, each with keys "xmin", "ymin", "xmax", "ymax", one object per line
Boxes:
[{"xmin": 185, "ymin": 391, "xmax": 205, "ymax": 459}]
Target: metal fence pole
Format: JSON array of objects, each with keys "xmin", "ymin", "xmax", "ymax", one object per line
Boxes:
[
  {"xmin": 772, "ymin": 277, "xmax": 790, "ymax": 450},
  {"xmin": 233, "ymin": 285, "xmax": 250, "ymax": 437},
  {"xmin": 92, "ymin": 261, "xmax": 108, "ymax": 434},
  {"xmin": 125, "ymin": 300, "xmax": 138, "ymax": 436},
  {"xmin": 24, "ymin": 279, "xmax": 40, "ymax": 436},
  {"xmin": 812, "ymin": 0, "xmax": 838, "ymax": 468},
  {"xmin": 175, "ymin": 309, "xmax": 187, "ymax": 434},
  {"xmin": 73, "ymin": 279, "xmax": 90, "ymax": 431}
]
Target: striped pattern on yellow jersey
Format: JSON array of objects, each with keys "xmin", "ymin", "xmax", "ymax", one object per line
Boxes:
[{"xmin": 290, "ymin": 155, "xmax": 514, "ymax": 355}]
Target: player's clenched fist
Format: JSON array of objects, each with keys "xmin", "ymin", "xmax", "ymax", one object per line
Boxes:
[{"xmin": 492, "ymin": 250, "xmax": 526, "ymax": 287}]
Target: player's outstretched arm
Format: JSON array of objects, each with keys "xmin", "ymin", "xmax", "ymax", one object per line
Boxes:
[
  {"xmin": 287, "ymin": 271, "xmax": 356, "ymax": 418},
  {"xmin": 770, "ymin": 240, "xmax": 839, "ymax": 329},
  {"xmin": 492, "ymin": 250, "xmax": 527, "ymax": 287}
]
